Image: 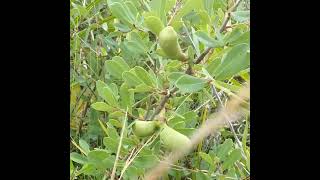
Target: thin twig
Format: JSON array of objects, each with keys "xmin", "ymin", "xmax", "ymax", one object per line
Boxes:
[
  {"xmin": 219, "ymin": 0, "xmax": 243, "ymax": 33},
  {"xmin": 148, "ymin": 0, "xmax": 244, "ymax": 123},
  {"xmin": 194, "ymin": 47, "xmax": 213, "ymax": 64},
  {"xmin": 167, "ymin": 0, "xmax": 182, "ymax": 26},
  {"xmin": 119, "ymin": 133, "xmax": 158, "ymax": 180},
  {"xmin": 109, "ymin": 110, "xmax": 128, "ymax": 180},
  {"xmin": 145, "ymin": 83, "xmax": 249, "ymax": 180},
  {"xmin": 211, "ymin": 84, "xmax": 247, "ymax": 161}
]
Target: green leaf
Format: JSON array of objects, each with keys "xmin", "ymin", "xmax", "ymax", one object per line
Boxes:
[
  {"xmin": 91, "ymin": 102, "xmax": 115, "ymax": 112},
  {"xmin": 172, "ymin": 121, "xmax": 186, "ymax": 129},
  {"xmin": 195, "ymin": 31, "xmax": 224, "ymax": 48},
  {"xmin": 175, "ymin": 74, "xmax": 208, "ymax": 93},
  {"xmin": 122, "ymin": 71, "xmax": 143, "ymax": 87},
  {"xmin": 150, "ymin": 0, "xmax": 167, "ymax": 24},
  {"xmin": 103, "ymin": 137, "xmax": 126, "ymax": 155},
  {"xmin": 206, "ymin": 57, "xmax": 221, "ymax": 76},
  {"xmin": 194, "ymin": 172, "xmax": 211, "ymax": 180},
  {"xmin": 70, "ymin": 152, "xmax": 87, "ymax": 164},
  {"xmin": 96, "ymin": 80, "xmax": 119, "ymax": 107},
  {"xmin": 120, "ymin": 83, "xmax": 134, "ymax": 113},
  {"xmin": 215, "ymin": 43, "xmax": 250, "ymax": 80},
  {"xmin": 134, "ymin": 66, "xmax": 156, "ymax": 87},
  {"xmin": 175, "ymin": 128, "xmax": 195, "ymax": 137},
  {"xmin": 107, "ymin": 1, "xmax": 133, "ymax": 25},
  {"xmin": 124, "ymin": 1, "xmax": 139, "ymax": 22},
  {"xmin": 87, "ymin": 149, "xmax": 110, "ymax": 164},
  {"xmin": 106, "ymin": 122, "xmax": 120, "ymax": 140},
  {"xmin": 125, "ymin": 41, "xmax": 146, "ymax": 54},
  {"xmin": 168, "ymin": 72, "xmax": 185, "ymax": 85},
  {"xmin": 132, "ymin": 84, "xmax": 153, "ymax": 92},
  {"xmin": 109, "ymin": 111, "xmax": 125, "ymax": 119},
  {"xmin": 105, "ymin": 56, "xmax": 130, "ymax": 79},
  {"xmin": 133, "ymin": 154, "xmax": 158, "ymax": 169},
  {"xmin": 109, "ymin": 83, "xmax": 119, "ymax": 99},
  {"xmin": 144, "ymin": 16, "xmax": 164, "ymax": 35},
  {"xmin": 109, "ymin": 119, "xmax": 123, "ymax": 128},
  {"xmin": 231, "ymin": 10, "xmax": 250, "ymax": 23},
  {"xmin": 70, "ymin": 160, "xmax": 74, "ymax": 175},
  {"xmin": 223, "ymin": 28, "xmax": 243, "ymax": 45},
  {"xmin": 199, "ymin": 152, "xmax": 214, "ymax": 166},
  {"xmin": 222, "ymin": 149, "xmax": 242, "ymax": 170},
  {"xmin": 87, "ymin": 149, "xmax": 112, "ymax": 170},
  {"xmin": 124, "ymin": 166, "xmax": 140, "ymax": 180},
  {"xmin": 217, "ymin": 139, "xmax": 233, "ymax": 160},
  {"xmin": 79, "ymin": 139, "xmax": 90, "ymax": 154},
  {"xmin": 171, "ymin": 0, "xmax": 203, "ymax": 30}
]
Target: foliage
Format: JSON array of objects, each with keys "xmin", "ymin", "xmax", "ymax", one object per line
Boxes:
[{"xmin": 70, "ymin": 0, "xmax": 250, "ymax": 179}]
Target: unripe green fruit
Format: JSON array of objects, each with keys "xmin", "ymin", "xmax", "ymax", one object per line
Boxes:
[
  {"xmin": 160, "ymin": 124, "xmax": 191, "ymax": 150},
  {"xmin": 159, "ymin": 26, "xmax": 186, "ymax": 61},
  {"xmin": 133, "ymin": 120, "xmax": 159, "ymax": 137}
]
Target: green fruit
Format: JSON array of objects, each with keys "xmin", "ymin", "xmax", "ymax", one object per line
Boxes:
[
  {"xmin": 133, "ymin": 120, "xmax": 158, "ymax": 137},
  {"xmin": 159, "ymin": 26, "xmax": 186, "ymax": 61},
  {"xmin": 144, "ymin": 16, "xmax": 164, "ymax": 36},
  {"xmin": 160, "ymin": 124, "xmax": 191, "ymax": 150}
]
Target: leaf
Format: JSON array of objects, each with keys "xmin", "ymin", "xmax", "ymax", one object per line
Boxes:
[
  {"xmin": 87, "ymin": 149, "xmax": 110, "ymax": 164},
  {"xmin": 149, "ymin": 0, "xmax": 167, "ymax": 24},
  {"xmin": 206, "ymin": 57, "xmax": 221, "ymax": 77},
  {"xmin": 120, "ymin": 83, "xmax": 134, "ymax": 113},
  {"xmin": 223, "ymin": 28, "xmax": 243, "ymax": 45},
  {"xmin": 215, "ymin": 80, "xmax": 241, "ymax": 92},
  {"xmin": 70, "ymin": 152, "xmax": 87, "ymax": 164},
  {"xmin": 194, "ymin": 172, "xmax": 211, "ymax": 180},
  {"xmin": 96, "ymin": 80, "xmax": 119, "ymax": 107},
  {"xmin": 125, "ymin": 41, "xmax": 146, "ymax": 54},
  {"xmin": 175, "ymin": 128, "xmax": 195, "ymax": 137},
  {"xmin": 106, "ymin": 122, "xmax": 120, "ymax": 139},
  {"xmin": 195, "ymin": 31, "xmax": 224, "ymax": 48},
  {"xmin": 109, "ymin": 83, "xmax": 119, "ymax": 99},
  {"xmin": 103, "ymin": 137, "xmax": 121, "ymax": 153},
  {"xmin": 124, "ymin": 166, "xmax": 140, "ymax": 180},
  {"xmin": 122, "ymin": 71, "xmax": 143, "ymax": 87},
  {"xmin": 134, "ymin": 66, "xmax": 156, "ymax": 87},
  {"xmin": 124, "ymin": 1, "xmax": 139, "ymax": 22},
  {"xmin": 215, "ymin": 43, "xmax": 250, "ymax": 80},
  {"xmin": 91, "ymin": 102, "xmax": 115, "ymax": 112},
  {"xmin": 183, "ymin": 111, "xmax": 198, "ymax": 127},
  {"xmin": 133, "ymin": 154, "xmax": 158, "ymax": 169},
  {"xmin": 109, "ymin": 111, "xmax": 125, "ymax": 119},
  {"xmin": 168, "ymin": 72, "xmax": 185, "ymax": 84},
  {"xmin": 132, "ymin": 84, "xmax": 153, "ymax": 93},
  {"xmin": 199, "ymin": 152, "xmax": 214, "ymax": 166},
  {"xmin": 217, "ymin": 139, "xmax": 234, "ymax": 160},
  {"xmin": 144, "ymin": 16, "xmax": 164, "ymax": 35},
  {"xmin": 107, "ymin": 1, "xmax": 133, "ymax": 25},
  {"xmin": 105, "ymin": 56, "xmax": 130, "ymax": 79},
  {"xmin": 222, "ymin": 149, "xmax": 242, "ymax": 170},
  {"xmin": 102, "ymin": 22, "xmax": 108, "ymax": 31},
  {"xmin": 87, "ymin": 149, "xmax": 111, "ymax": 170},
  {"xmin": 79, "ymin": 139, "xmax": 90, "ymax": 154},
  {"xmin": 70, "ymin": 160, "xmax": 74, "ymax": 175},
  {"xmin": 231, "ymin": 10, "xmax": 250, "ymax": 22},
  {"xmin": 172, "ymin": 121, "xmax": 186, "ymax": 129},
  {"xmin": 171, "ymin": 0, "xmax": 203, "ymax": 29},
  {"xmin": 175, "ymin": 74, "xmax": 208, "ymax": 93},
  {"xmin": 109, "ymin": 119, "xmax": 123, "ymax": 128}
]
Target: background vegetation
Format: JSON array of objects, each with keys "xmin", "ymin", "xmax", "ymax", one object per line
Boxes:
[{"xmin": 70, "ymin": 0, "xmax": 250, "ymax": 179}]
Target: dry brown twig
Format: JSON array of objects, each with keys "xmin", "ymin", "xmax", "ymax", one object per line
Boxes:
[{"xmin": 145, "ymin": 83, "xmax": 250, "ymax": 180}]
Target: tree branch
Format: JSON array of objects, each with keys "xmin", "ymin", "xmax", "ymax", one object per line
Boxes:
[{"xmin": 148, "ymin": 0, "xmax": 244, "ymax": 121}]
